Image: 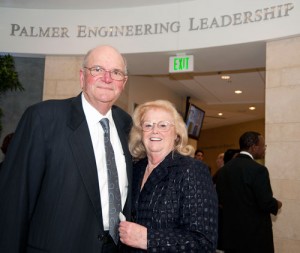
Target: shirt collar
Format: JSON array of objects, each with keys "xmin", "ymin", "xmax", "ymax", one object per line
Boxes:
[
  {"xmin": 240, "ymin": 151, "xmax": 253, "ymax": 160},
  {"xmin": 81, "ymin": 93, "xmax": 113, "ymax": 124}
]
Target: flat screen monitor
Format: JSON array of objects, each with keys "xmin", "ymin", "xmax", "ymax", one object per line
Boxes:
[{"xmin": 185, "ymin": 103, "xmax": 205, "ymax": 139}]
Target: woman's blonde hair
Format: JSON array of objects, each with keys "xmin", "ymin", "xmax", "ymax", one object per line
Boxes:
[{"xmin": 129, "ymin": 100, "xmax": 195, "ymax": 160}]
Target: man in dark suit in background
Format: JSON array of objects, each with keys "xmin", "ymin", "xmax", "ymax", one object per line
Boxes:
[
  {"xmin": 0, "ymin": 45, "xmax": 132, "ymax": 253},
  {"xmin": 216, "ymin": 131, "xmax": 282, "ymax": 253}
]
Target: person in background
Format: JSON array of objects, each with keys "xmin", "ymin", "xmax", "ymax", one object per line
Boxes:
[
  {"xmin": 194, "ymin": 148, "xmax": 204, "ymax": 161},
  {"xmin": 0, "ymin": 132, "xmax": 14, "ymax": 170},
  {"xmin": 212, "ymin": 148, "xmax": 239, "ymax": 252},
  {"xmin": 216, "ymin": 152, "xmax": 224, "ymax": 169},
  {"xmin": 195, "ymin": 148, "xmax": 211, "ymax": 174},
  {"xmin": 216, "ymin": 131, "xmax": 282, "ymax": 253},
  {"xmin": 223, "ymin": 148, "xmax": 240, "ymax": 164},
  {"xmin": 119, "ymin": 100, "xmax": 218, "ymax": 252},
  {"xmin": 212, "ymin": 149, "xmax": 240, "ymax": 184},
  {"xmin": 0, "ymin": 45, "xmax": 132, "ymax": 253}
]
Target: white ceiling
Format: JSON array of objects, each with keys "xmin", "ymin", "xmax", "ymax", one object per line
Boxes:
[
  {"xmin": 0, "ymin": 0, "xmax": 266, "ymax": 130},
  {"xmin": 0, "ymin": 0, "xmax": 194, "ymax": 9}
]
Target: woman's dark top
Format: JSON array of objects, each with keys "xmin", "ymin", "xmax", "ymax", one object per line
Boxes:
[{"xmin": 129, "ymin": 152, "xmax": 218, "ymax": 253}]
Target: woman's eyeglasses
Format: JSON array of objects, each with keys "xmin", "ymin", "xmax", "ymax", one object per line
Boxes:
[{"xmin": 141, "ymin": 121, "xmax": 174, "ymax": 132}]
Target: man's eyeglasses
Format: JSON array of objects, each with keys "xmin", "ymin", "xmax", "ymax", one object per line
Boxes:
[
  {"xmin": 141, "ymin": 121, "xmax": 174, "ymax": 132},
  {"xmin": 83, "ymin": 65, "xmax": 127, "ymax": 81}
]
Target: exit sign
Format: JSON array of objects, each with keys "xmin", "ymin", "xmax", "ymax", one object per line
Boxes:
[{"xmin": 169, "ymin": 55, "xmax": 194, "ymax": 73}]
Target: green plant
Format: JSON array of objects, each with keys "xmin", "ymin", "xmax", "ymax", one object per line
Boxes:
[
  {"xmin": 0, "ymin": 54, "xmax": 24, "ymax": 134},
  {"xmin": 0, "ymin": 55, "xmax": 24, "ymax": 93}
]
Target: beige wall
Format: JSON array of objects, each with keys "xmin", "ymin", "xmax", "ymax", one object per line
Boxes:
[
  {"xmin": 198, "ymin": 118, "xmax": 265, "ymax": 176},
  {"xmin": 43, "ymin": 56, "xmax": 82, "ymax": 101},
  {"xmin": 266, "ymin": 36, "xmax": 300, "ymax": 252},
  {"xmin": 126, "ymin": 76, "xmax": 185, "ymax": 115}
]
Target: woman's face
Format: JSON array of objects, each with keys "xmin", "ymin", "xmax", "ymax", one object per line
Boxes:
[{"xmin": 141, "ymin": 108, "xmax": 177, "ymax": 157}]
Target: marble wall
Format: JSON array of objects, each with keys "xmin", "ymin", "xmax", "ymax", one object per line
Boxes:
[
  {"xmin": 43, "ymin": 56, "xmax": 82, "ymax": 101},
  {"xmin": 266, "ymin": 36, "xmax": 300, "ymax": 252}
]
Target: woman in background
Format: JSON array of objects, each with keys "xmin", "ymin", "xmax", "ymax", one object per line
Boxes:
[{"xmin": 119, "ymin": 100, "xmax": 218, "ymax": 252}]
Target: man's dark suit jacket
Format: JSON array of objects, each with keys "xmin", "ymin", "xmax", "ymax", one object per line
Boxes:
[
  {"xmin": 130, "ymin": 152, "xmax": 218, "ymax": 253},
  {"xmin": 0, "ymin": 94, "xmax": 132, "ymax": 253},
  {"xmin": 216, "ymin": 154, "xmax": 279, "ymax": 253}
]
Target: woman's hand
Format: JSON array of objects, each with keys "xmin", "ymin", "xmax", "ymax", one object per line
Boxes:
[{"xmin": 119, "ymin": 221, "xmax": 147, "ymax": 250}]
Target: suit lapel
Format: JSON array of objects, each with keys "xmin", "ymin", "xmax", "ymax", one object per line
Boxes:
[
  {"xmin": 142, "ymin": 166, "xmax": 169, "ymax": 194},
  {"xmin": 140, "ymin": 153, "xmax": 175, "ymax": 195},
  {"xmin": 67, "ymin": 94, "xmax": 103, "ymax": 230}
]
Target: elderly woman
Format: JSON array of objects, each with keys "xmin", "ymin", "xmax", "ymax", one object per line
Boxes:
[{"xmin": 119, "ymin": 100, "xmax": 218, "ymax": 252}]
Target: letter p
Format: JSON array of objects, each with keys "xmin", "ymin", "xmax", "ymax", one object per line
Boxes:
[{"xmin": 10, "ymin": 24, "xmax": 20, "ymax": 36}]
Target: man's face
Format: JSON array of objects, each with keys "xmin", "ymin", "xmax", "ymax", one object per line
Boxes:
[
  {"xmin": 216, "ymin": 153, "xmax": 224, "ymax": 168},
  {"xmin": 252, "ymin": 135, "xmax": 266, "ymax": 159},
  {"xmin": 195, "ymin": 152, "xmax": 204, "ymax": 161},
  {"xmin": 80, "ymin": 46, "xmax": 128, "ymax": 109}
]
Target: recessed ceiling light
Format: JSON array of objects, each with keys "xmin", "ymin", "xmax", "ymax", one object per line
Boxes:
[
  {"xmin": 249, "ymin": 106, "xmax": 256, "ymax": 110},
  {"xmin": 235, "ymin": 90, "xmax": 242, "ymax": 94},
  {"xmin": 221, "ymin": 75, "xmax": 230, "ymax": 80},
  {"xmin": 218, "ymin": 112, "xmax": 223, "ymax": 116}
]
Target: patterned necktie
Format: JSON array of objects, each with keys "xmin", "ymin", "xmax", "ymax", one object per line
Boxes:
[{"xmin": 100, "ymin": 118, "xmax": 122, "ymax": 245}]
